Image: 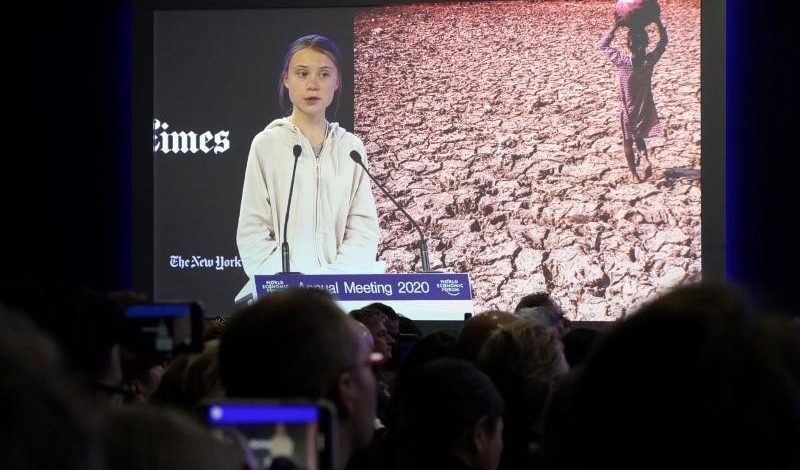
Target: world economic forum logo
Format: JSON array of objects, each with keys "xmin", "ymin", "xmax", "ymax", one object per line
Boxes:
[
  {"xmin": 436, "ymin": 278, "xmax": 465, "ymax": 297},
  {"xmin": 260, "ymin": 279, "xmax": 288, "ymax": 294}
]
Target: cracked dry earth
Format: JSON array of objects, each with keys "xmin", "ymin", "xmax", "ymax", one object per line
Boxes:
[{"xmin": 353, "ymin": 0, "xmax": 701, "ymax": 321}]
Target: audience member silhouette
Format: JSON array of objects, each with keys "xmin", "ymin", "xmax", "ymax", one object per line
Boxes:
[
  {"xmin": 0, "ymin": 280, "xmax": 127, "ymax": 404},
  {"xmin": 375, "ymin": 358, "xmax": 505, "ymax": 470},
  {"xmin": 102, "ymin": 404, "xmax": 252, "ymax": 470},
  {"xmin": 364, "ymin": 302, "xmax": 401, "ymax": 338},
  {"xmin": 403, "ymin": 329, "xmax": 458, "ymax": 369},
  {"xmin": 541, "ymin": 281, "xmax": 800, "ymax": 470},
  {"xmin": 360, "ymin": 303, "xmax": 404, "ymax": 409},
  {"xmin": 350, "ymin": 307, "xmax": 395, "ymax": 361},
  {"xmin": 560, "ymin": 327, "xmax": 603, "ymax": 367},
  {"xmin": 218, "ymin": 287, "xmax": 381, "ymax": 470},
  {"xmin": 392, "ymin": 315, "xmax": 423, "ymax": 365},
  {"xmin": 119, "ymin": 347, "xmax": 168, "ymax": 404},
  {"xmin": 477, "ymin": 318, "xmax": 569, "ymax": 470},
  {"xmin": 350, "ymin": 306, "xmax": 397, "ymax": 427},
  {"xmin": 0, "ymin": 303, "xmax": 105, "ymax": 470},
  {"xmin": 150, "ymin": 338, "xmax": 225, "ymax": 416},
  {"xmin": 455, "ymin": 309, "xmax": 519, "ymax": 364},
  {"xmin": 514, "ymin": 292, "xmax": 570, "ymax": 338},
  {"xmin": 107, "ymin": 290, "xmax": 175, "ymax": 404},
  {"xmin": 202, "ymin": 315, "xmax": 227, "ymax": 341},
  {"xmin": 373, "ymin": 327, "xmax": 460, "ymax": 450}
]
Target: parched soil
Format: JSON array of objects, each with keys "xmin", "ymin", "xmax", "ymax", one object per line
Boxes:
[{"xmin": 353, "ymin": 0, "xmax": 701, "ymax": 320}]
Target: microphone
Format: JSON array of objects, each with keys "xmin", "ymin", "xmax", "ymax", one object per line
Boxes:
[
  {"xmin": 349, "ymin": 150, "xmax": 431, "ymax": 272},
  {"xmin": 281, "ymin": 144, "xmax": 302, "ymax": 273}
]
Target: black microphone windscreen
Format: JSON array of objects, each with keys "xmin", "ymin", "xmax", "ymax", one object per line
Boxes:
[
  {"xmin": 293, "ymin": 145, "xmax": 302, "ymax": 158},
  {"xmin": 349, "ymin": 150, "xmax": 362, "ymax": 164}
]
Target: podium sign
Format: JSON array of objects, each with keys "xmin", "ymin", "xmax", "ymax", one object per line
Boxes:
[{"xmin": 252, "ymin": 273, "xmax": 474, "ymax": 321}]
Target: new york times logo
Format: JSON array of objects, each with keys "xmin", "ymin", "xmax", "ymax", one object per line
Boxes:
[
  {"xmin": 169, "ymin": 255, "xmax": 242, "ymax": 271},
  {"xmin": 154, "ymin": 119, "xmax": 230, "ymax": 154},
  {"xmin": 436, "ymin": 278, "xmax": 465, "ymax": 297}
]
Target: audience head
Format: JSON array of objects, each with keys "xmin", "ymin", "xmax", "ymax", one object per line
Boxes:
[
  {"xmin": 350, "ymin": 306, "xmax": 395, "ymax": 360},
  {"xmin": 514, "ymin": 292, "xmax": 570, "ymax": 337},
  {"xmin": 382, "ymin": 329, "xmax": 459, "ymax": 431},
  {"xmin": 389, "ymin": 315, "xmax": 423, "ymax": 366},
  {"xmin": 102, "ymin": 404, "xmax": 251, "ymax": 470},
  {"xmin": 202, "ymin": 315, "xmax": 227, "ymax": 342},
  {"xmin": 477, "ymin": 318, "xmax": 568, "ymax": 469},
  {"xmin": 542, "ymin": 281, "xmax": 800, "ymax": 470},
  {"xmin": 0, "ymin": 280, "xmax": 126, "ymax": 402},
  {"xmin": 0, "ymin": 303, "xmax": 104, "ymax": 470},
  {"xmin": 119, "ymin": 347, "xmax": 168, "ymax": 404},
  {"xmin": 364, "ymin": 302, "xmax": 400, "ymax": 337},
  {"xmin": 150, "ymin": 339, "xmax": 225, "ymax": 415},
  {"xmin": 477, "ymin": 317, "xmax": 569, "ymax": 394},
  {"xmin": 398, "ymin": 315, "xmax": 422, "ymax": 337},
  {"xmin": 218, "ymin": 287, "xmax": 381, "ymax": 470},
  {"xmin": 456, "ymin": 309, "xmax": 519, "ymax": 364},
  {"xmin": 403, "ymin": 329, "xmax": 458, "ymax": 370},
  {"xmin": 560, "ymin": 327, "xmax": 603, "ymax": 367},
  {"xmin": 396, "ymin": 358, "xmax": 505, "ymax": 470}
]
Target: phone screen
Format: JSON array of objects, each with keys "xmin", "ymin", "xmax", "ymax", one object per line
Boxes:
[
  {"xmin": 202, "ymin": 400, "xmax": 334, "ymax": 470},
  {"xmin": 124, "ymin": 302, "xmax": 203, "ymax": 353}
]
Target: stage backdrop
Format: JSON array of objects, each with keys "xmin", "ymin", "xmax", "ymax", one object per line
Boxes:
[{"xmin": 151, "ymin": 1, "xmax": 702, "ymax": 320}]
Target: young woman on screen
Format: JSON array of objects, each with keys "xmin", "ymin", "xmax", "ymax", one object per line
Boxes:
[
  {"xmin": 236, "ymin": 34, "xmax": 380, "ymax": 282},
  {"xmin": 599, "ymin": 1, "xmax": 668, "ymax": 183}
]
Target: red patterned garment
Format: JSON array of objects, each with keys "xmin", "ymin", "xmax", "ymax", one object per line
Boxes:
[{"xmin": 598, "ymin": 27, "xmax": 667, "ymax": 140}]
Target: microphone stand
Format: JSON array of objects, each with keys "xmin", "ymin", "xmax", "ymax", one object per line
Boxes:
[
  {"xmin": 281, "ymin": 144, "xmax": 302, "ymax": 274},
  {"xmin": 349, "ymin": 150, "xmax": 431, "ymax": 272}
]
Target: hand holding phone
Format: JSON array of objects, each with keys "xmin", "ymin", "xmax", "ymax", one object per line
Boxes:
[
  {"xmin": 123, "ymin": 301, "xmax": 204, "ymax": 354},
  {"xmin": 200, "ymin": 399, "xmax": 336, "ymax": 470}
]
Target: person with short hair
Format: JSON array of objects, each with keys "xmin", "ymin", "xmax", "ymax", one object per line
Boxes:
[
  {"xmin": 456, "ymin": 310, "xmax": 520, "ymax": 364},
  {"xmin": 0, "ymin": 281, "xmax": 127, "ymax": 404},
  {"xmin": 477, "ymin": 318, "xmax": 569, "ymax": 470},
  {"xmin": 102, "ymin": 405, "xmax": 252, "ymax": 470},
  {"xmin": 0, "ymin": 304, "xmax": 105, "ymax": 470},
  {"xmin": 541, "ymin": 281, "xmax": 800, "ymax": 470},
  {"xmin": 377, "ymin": 358, "xmax": 505, "ymax": 470},
  {"xmin": 350, "ymin": 307, "xmax": 395, "ymax": 361},
  {"xmin": 364, "ymin": 302, "xmax": 400, "ymax": 338},
  {"xmin": 219, "ymin": 286, "xmax": 382, "ymax": 470},
  {"xmin": 514, "ymin": 292, "xmax": 571, "ymax": 338}
]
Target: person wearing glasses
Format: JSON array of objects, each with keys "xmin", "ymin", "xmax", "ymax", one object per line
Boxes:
[{"xmin": 219, "ymin": 286, "xmax": 384, "ymax": 470}]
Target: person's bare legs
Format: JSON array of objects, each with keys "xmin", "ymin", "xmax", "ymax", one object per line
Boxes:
[
  {"xmin": 624, "ymin": 139, "xmax": 641, "ymax": 183},
  {"xmin": 635, "ymin": 138, "xmax": 652, "ymax": 179}
]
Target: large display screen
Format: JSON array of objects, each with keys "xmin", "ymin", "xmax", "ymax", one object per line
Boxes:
[{"xmin": 134, "ymin": 0, "xmax": 720, "ymax": 322}]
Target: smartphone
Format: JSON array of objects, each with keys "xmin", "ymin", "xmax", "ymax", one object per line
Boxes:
[
  {"xmin": 393, "ymin": 332, "xmax": 421, "ymax": 364},
  {"xmin": 123, "ymin": 301, "xmax": 204, "ymax": 354},
  {"xmin": 200, "ymin": 399, "xmax": 336, "ymax": 470}
]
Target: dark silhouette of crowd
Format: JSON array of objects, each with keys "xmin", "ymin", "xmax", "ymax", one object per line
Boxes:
[{"xmin": 1, "ymin": 278, "xmax": 798, "ymax": 470}]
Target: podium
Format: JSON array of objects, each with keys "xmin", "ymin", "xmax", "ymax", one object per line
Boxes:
[{"xmin": 248, "ymin": 272, "xmax": 474, "ymax": 321}]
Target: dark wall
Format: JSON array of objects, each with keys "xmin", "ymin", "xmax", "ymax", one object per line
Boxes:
[
  {"xmin": 6, "ymin": 4, "xmax": 132, "ymax": 292},
  {"xmin": 724, "ymin": 3, "xmax": 795, "ymax": 315},
  {"xmin": 4, "ymin": 2, "xmax": 796, "ymax": 315}
]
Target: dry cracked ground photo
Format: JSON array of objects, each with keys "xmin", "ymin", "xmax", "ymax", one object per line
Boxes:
[{"xmin": 353, "ymin": 0, "xmax": 701, "ymax": 321}]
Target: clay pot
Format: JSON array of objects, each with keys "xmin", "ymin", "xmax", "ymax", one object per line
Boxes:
[{"xmin": 615, "ymin": 0, "xmax": 661, "ymax": 28}]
